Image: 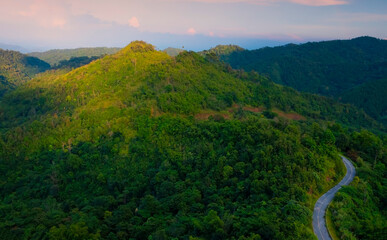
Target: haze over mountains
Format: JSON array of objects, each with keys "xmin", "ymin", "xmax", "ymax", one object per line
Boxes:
[{"xmin": 0, "ymin": 38, "xmax": 386, "ymax": 239}]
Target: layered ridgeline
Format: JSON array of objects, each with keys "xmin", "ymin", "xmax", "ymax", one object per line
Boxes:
[
  {"xmin": 28, "ymin": 47, "xmax": 121, "ymax": 66},
  {"xmin": 210, "ymin": 37, "xmax": 387, "ymax": 123},
  {"xmin": 0, "ymin": 49, "xmax": 50, "ymax": 97},
  {"xmin": 0, "ymin": 41, "xmax": 384, "ymax": 239}
]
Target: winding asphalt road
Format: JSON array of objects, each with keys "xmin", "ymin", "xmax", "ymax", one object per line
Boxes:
[{"xmin": 313, "ymin": 156, "xmax": 356, "ymax": 240}]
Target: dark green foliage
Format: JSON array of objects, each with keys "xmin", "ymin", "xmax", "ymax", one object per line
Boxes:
[
  {"xmin": 0, "ymin": 75, "xmax": 13, "ymax": 97},
  {"xmin": 0, "ymin": 41, "xmax": 385, "ymax": 239},
  {"xmin": 0, "ymin": 115, "xmax": 345, "ymax": 239},
  {"xmin": 341, "ymin": 78, "xmax": 387, "ymax": 124},
  {"xmin": 216, "ymin": 37, "xmax": 387, "ymax": 123},
  {"xmin": 0, "ymin": 49, "xmax": 50, "ymax": 96},
  {"xmin": 53, "ymin": 56, "xmax": 100, "ymax": 70},
  {"xmin": 328, "ymin": 127, "xmax": 387, "ymax": 240},
  {"xmin": 263, "ymin": 110, "xmax": 277, "ymax": 119},
  {"xmin": 28, "ymin": 47, "xmax": 121, "ymax": 65}
]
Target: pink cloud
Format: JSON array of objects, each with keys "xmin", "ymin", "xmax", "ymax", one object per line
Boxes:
[
  {"xmin": 13, "ymin": 0, "xmax": 70, "ymax": 28},
  {"xmin": 52, "ymin": 18, "xmax": 67, "ymax": 27},
  {"xmin": 129, "ymin": 16, "xmax": 140, "ymax": 28},
  {"xmin": 289, "ymin": 0, "xmax": 348, "ymax": 6},
  {"xmin": 187, "ymin": 27, "xmax": 197, "ymax": 35}
]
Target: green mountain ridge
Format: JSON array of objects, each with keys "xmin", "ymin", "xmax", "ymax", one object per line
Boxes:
[
  {"xmin": 211, "ymin": 37, "xmax": 387, "ymax": 123},
  {"xmin": 0, "ymin": 41, "xmax": 385, "ymax": 240},
  {"xmin": 28, "ymin": 47, "xmax": 121, "ymax": 66},
  {"xmin": 0, "ymin": 49, "xmax": 50, "ymax": 97}
]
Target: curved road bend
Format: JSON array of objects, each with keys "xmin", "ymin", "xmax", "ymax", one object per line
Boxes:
[{"xmin": 313, "ymin": 156, "xmax": 356, "ymax": 240}]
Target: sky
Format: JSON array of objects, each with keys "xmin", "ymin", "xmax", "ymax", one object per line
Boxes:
[{"xmin": 0, "ymin": 0, "xmax": 386, "ymax": 52}]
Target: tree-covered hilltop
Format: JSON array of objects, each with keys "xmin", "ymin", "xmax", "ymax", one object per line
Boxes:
[
  {"xmin": 0, "ymin": 49, "xmax": 50, "ymax": 97},
  {"xmin": 28, "ymin": 47, "xmax": 121, "ymax": 66},
  {"xmin": 200, "ymin": 44, "xmax": 244, "ymax": 61},
  {"xmin": 212, "ymin": 37, "xmax": 387, "ymax": 123},
  {"xmin": 0, "ymin": 41, "xmax": 385, "ymax": 239}
]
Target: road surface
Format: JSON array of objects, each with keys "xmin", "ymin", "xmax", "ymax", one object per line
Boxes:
[{"xmin": 313, "ymin": 156, "xmax": 356, "ymax": 240}]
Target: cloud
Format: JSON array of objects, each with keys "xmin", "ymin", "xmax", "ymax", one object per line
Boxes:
[
  {"xmin": 289, "ymin": 0, "xmax": 348, "ymax": 6},
  {"xmin": 187, "ymin": 27, "xmax": 197, "ymax": 35},
  {"xmin": 52, "ymin": 18, "xmax": 67, "ymax": 27},
  {"xmin": 129, "ymin": 16, "xmax": 140, "ymax": 28}
]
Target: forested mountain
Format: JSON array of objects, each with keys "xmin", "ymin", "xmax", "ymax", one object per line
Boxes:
[
  {"xmin": 28, "ymin": 47, "xmax": 121, "ymax": 66},
  {"xmin": 213, "ymin": 37, "xmax": 387, "ymax": 123},
  {"xmin": 0, "ymin": 41, "xmax": 385, "ymax": 239},
  {"xmin": 200, "ymin": 44, "xmax": 244, "ymax": 58},
  {"xmin": 0, "ymin": 49, "xmax": 50, "ymax": 97}
]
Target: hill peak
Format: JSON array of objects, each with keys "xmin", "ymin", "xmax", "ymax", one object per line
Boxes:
[
  {"xmin": 202, "ymin": 44, "xmax": 244, "ymax": 56},
  {"xmin": 120, "ymin": 41, "xmax": 155, "ymax": 54}
]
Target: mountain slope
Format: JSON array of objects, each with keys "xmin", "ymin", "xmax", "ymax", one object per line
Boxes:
[
  {"xmin": 0, "ymin": 49, "xmax": 50, "ymax": 97},
  {"xmin": 214, "ymin": 37, "xmax": 387, "ymax": 122},
  {"xmin": 28, "ymin": 47, "xmax": 121, "ymax": 66},
  {"xmin": 0, "ymin": 42, "xmax": 381, "ymax": 147},
  {"xmin": 340, "ymin": 78, "xmax": 387, "ymax": 124},
  {"xmin": 221, "ymin": 37, "xmax": 387, "ymax": 96},
  {"xmin": 0, "ymin": 41, "xmax": 384, "ymax": 240}
]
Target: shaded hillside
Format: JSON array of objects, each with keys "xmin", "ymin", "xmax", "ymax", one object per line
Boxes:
[
  {"xmin": 341, "ymin": 78, "xmax": 387, "ymax": 124},
  {"xmin": 0, "ymin": 41, "xmax": 384, "ymax": 240},
  {"xmin": 0, "ymin": 75, "xmax": 13, "ymax": 97},
  {"xmin": 0, "ymin": 49, "xmax": 50, "ymax": 97},
  {"xmin": 215, "ymin": 37, "xmax": 387, "ymax": 122},
  {"xmin": 28, "ymin": 47, "xmax": 121, "ymax": 66},
  {"xmin": 53, "ymin": 56, "xmax": 100, "ymax": 70}
]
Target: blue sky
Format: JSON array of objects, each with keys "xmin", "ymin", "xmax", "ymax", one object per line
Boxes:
[{"xmin": 0, "ymin": 0, "xmax": 386, "ymax": 51}]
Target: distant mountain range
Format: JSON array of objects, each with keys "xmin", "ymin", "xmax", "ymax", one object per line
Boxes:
[
  {"xmin": 162, "ymin": 47, "xmax": 185, "ymax": 57},
  {"xmin": 28, "ymin": 47, "xmax": 121, "ymax": 66},
  {"xmin": 0, "ymin": 43, "xmax": 29, "ymax": 53}
]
